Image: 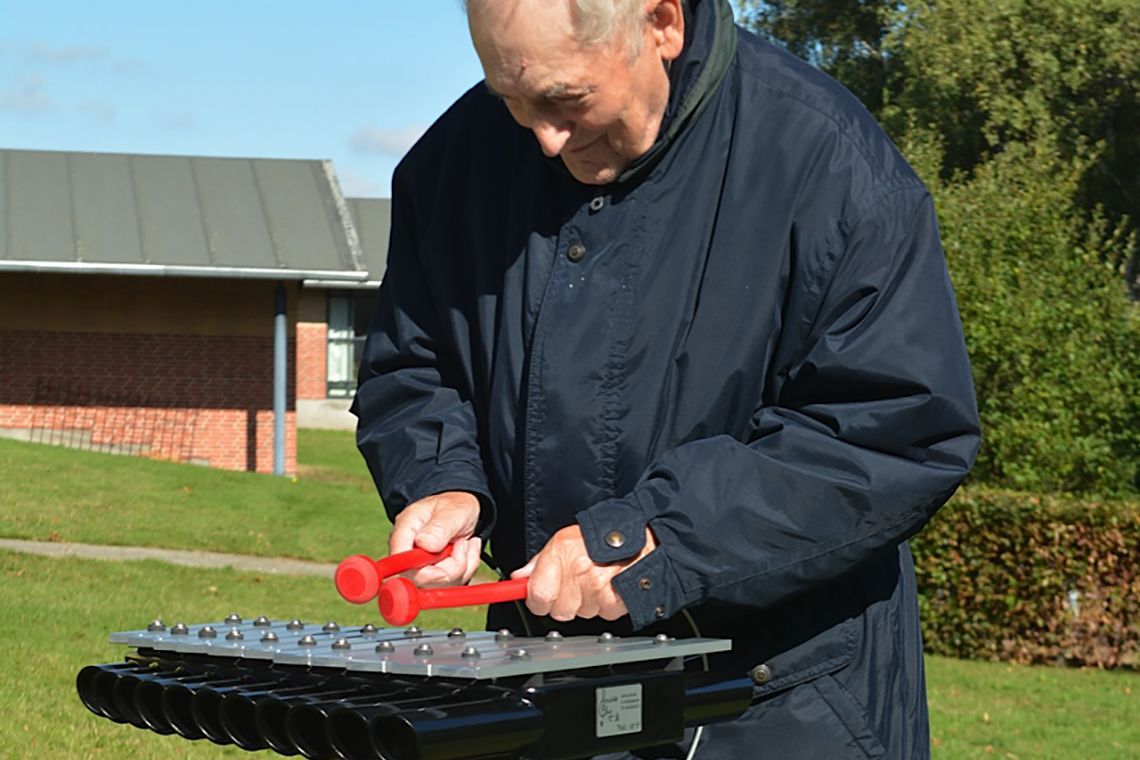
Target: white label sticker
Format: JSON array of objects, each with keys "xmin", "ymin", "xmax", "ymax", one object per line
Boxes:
[{"xmin": 596, "ymin": 683, "xmax": 643, "ymax": 738}]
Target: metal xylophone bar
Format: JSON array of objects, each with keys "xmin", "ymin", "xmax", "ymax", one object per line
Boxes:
[{"xmin": 77, "ymin": 615, "xmax": 753, "ymax": 760}]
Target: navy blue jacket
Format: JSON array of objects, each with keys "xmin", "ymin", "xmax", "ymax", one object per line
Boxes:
[{"xmin": 354, "ymin": 1, "xmax": 980, "ymax": 756}]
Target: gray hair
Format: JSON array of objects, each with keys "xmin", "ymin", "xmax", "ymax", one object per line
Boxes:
[{"xmin": 465, "ymin": 0, "xmax": 650, "ymax": 53}]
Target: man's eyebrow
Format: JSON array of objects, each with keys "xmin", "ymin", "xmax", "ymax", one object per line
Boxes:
[{"xmin": 541, "ymin": 82, "xmax": 595, "ymax": 99}]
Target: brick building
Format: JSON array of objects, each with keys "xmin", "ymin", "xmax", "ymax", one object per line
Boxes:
[{"xmin": 0, "ymin": 148, "xmax": 389, "ymax": 474}]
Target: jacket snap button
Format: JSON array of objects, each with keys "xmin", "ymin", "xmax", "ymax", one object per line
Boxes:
[
  {"xmin": 654, "ymin": 605, "xmax": 666, "ymax": 619},
  {"xmin": 639, "ymin": 577, "xmax": 652, "ymax": 590},
  {"xmin": 589, "ymin": 196, "xmax": 604, "ymax": 212},
  {"xmin": 567, "ymin": 243, "xmax": 587, "ymax": 263},
  {"xmin": 750, "ymin": 663, "xmax": 772, "ymax": 686},
  {"xmin": 604, "ymin": 530, "xmax": 625, "ymax": 548}
]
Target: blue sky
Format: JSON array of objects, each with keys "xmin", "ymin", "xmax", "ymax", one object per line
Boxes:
[{"xmin": 0, "ymin": 2, "xmax": 487, "ymax": 198}]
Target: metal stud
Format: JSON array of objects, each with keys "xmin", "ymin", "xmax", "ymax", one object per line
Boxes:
[
  {"xmin": 405, "ymin": 625, "xmax": 423, "ymax": 638},
  {"xmin": 286, "ymin": 619, "xmax": 304, "ymax": 631},
  {"xmin": 360, "ymin": 623, "xmax": 379, "ymax": 635},
  {"xmin": 447, "ymin": 627, "xmax": 466, "ymax": 639},
  {"xmin": 299, "ymin": 635, "xmax": 317, "ymax": 647},
  {"xmin": 225, "ymin": 627, "xmax": 244, "ymax": 641},
  {"xmin": 170, "ymin": 623, "xmax": 190, "ymax": 635},
  {"xmin": 331, "ymin": 638, "xmax": 352, "ymax": 650},
  {"xmin": 545, "ymin": 631, "xmax": 564, "ymax": 642},
  {"xmin": 653, "ymin": 633, "xmax": 672, "ymax": 645},
  {"xmin": 376, "ymin": 641, "xmax": 396, "ymax": 654},
  {"xmin": 509, "ymin": 648, "xmax": 531, "ymax": 660},
  {"xmin": 198, "ymin": 626, "xmax": 217, "ymax": 639},
  {"xmin": 253, "ymin": 616, "xmax": 271, "ymax": 627},
  {"xmin": 261, "ymin": 632, "xmax": 279, "ymax": 643},
  {"xmin": 749, "ymin": 664, "xmax": 772, "ymax": 686},
  {"xmin": 147, "ymin": 619, "xmax": 166, "ymax": 632},
  {"xmin": 224, "ymin": 613, "xmax": 242, "ymax": 625},
  {"xmin": 460, "ymin": 646, "xmax": 481, "ymax": 660},
  {"xmin": 598, "ymin": 632, "xmax": 615, "ymax": 643},
  {"xmin": 322, "ymin": 622, "xmax": 340, "ymax": 633},
  {"xmin": 495, "ymin": 629, "xmax": 514, "ymax": 642},
  {"xmin": 413, "ymin": 644, "xmax": 434, "ymax": 657}
]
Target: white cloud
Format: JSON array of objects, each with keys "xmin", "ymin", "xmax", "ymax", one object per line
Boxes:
[
  {"xmin": 337, "ymin": 167, "xmax": 388, "ymax": 198},
  {"xmin": 0, "ymin": 73, "xmax": 53, "ymax": 113},
  {"xmin": 349, "ymin": 125, "xmax": 426, "ymax": 157}
]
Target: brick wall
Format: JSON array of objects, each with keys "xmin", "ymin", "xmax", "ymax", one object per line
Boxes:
[
  {"xmin": 0, "ymin": 330, "xmax": 296, "ymax": 474},
  {"xmin": 296, "ymin": 322, "xmax": 328, "ymax": 400}
]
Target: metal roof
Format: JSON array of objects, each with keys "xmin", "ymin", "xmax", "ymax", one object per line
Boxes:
[
  {"xmin": 0, "ymin": 148, "xmax": 368, "ymax": 281},
  {"xmin": 347, "ymin": 197, "xmax": 390, "ymax": 281}
]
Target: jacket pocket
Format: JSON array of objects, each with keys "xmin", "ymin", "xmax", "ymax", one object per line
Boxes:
[{"xmin": 811, "ymin": 673, "xmax": 888, "ymax": 758}]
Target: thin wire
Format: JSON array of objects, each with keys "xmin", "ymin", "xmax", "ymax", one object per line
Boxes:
[
  {"xmin": 681, "ymin": 608, "xmax": 707, "ymax": 758},
  {"xmin": 685, "ymin": 726, "xmax": 705, "ymax": 760}
]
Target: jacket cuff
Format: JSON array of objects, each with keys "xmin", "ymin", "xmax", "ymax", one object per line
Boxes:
[
  {"xmin": 611, "ymin": 548, "xmax": 687, "ymax": 630},
  {"xmin": 576, "ymin": 496, "xmax": 647, "ymax": 563}
]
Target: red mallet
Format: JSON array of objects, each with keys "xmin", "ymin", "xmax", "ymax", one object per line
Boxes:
[
  {"xmin": 379, "ymin": 577, "xmax": 529, "ymax": 626},
  {"xmin": 334, "ymin": 545, "xmax": 455, "ymax": 605}
]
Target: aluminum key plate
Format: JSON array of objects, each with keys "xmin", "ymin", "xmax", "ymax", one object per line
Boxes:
[{"xmin": 109, "ymin": 620, "xmax": 731, "ymax": 679}]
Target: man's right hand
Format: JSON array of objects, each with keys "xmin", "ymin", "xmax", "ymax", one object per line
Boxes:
[{"xmin": 388, "ymin": 491, "xmax": 483, "ymax": 588}]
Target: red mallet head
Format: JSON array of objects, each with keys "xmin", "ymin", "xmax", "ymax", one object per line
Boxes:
[
  {"xmin": 379, "ymin": 577, "xmax": 420, "ymax": 626},
  {"xmin": 335, "ymin": 555, "xmax": 382, "ymax": 605}
]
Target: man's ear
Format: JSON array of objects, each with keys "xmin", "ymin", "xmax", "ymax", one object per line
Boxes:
[{"xmin": 648, "ymin": 0, "xmax": 685, "ymax": 62}]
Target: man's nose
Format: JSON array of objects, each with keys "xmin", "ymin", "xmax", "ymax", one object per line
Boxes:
[{"xmin": 531, "ymin": 119, "xmax": 573, "ymax": 157}]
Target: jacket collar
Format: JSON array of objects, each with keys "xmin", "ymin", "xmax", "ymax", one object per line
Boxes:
[{"xmin": 616, "ymin": 0, "xmax": 737, "ymax": 185}]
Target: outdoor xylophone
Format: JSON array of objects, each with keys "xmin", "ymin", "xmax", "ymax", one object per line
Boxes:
[{"xmin": 77, "ymin": 548, "xmax": 752, "ymax": 759}]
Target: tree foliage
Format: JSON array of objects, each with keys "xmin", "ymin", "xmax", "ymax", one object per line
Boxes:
[
  {"xmin": 737, "ymin": 0, "xmax": 1140, "ymax": 495},
  {"xmin": 733, "ymin": 0, "xmax": 901, "ymax": 113}
]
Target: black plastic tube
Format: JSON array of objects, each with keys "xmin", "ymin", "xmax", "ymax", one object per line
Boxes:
[
  {"xmin": 192, "ymin": 676, "xmax": 288, "ymax": 745},
  {"xmin": 255, "ymin": 686, "xmax": 373, "ymax": 756},
  {"xmin": 371, "ymin": 698, "xmax": 544, "ymax": 760},
  {"xmin": 76, "ymin": 663, "xmax": 147, "ymax": 723},
  {"xmin": 220, "ymin": 681, "xmax": 339, "ymax": 751},
  {"xmin": 681, "ymin": 675, "xmax": 754, "ymax": 727},
  {"xmin": 162, "ymin": 676, "xmax": 248, "ymax": 741}
]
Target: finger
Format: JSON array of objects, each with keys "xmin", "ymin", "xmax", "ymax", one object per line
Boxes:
[
  {"xmin": 550, "ymin": 582, "xmax": 582, "ymax": 623},
  {"xmin": 415, "ymin": 503, "xmax": 474, "ymax": 552},
  {"xmin": 525, "ymin": 557, "xmax": 559, "ymax": 617},
  {"xmin": 388, "ymin": 507, "xmax": 429, "ymax": 554},
  {"xmin": 511, "ymin": 558, "xmax": 537, "ymax": 580},
  {"xmin": 409, "ymin": 564, "xmax": 452, "ymax": 587},
  {"xmin": 460, "ymin": 537, "xmax": 483, "ymax": 584},
  {"xmin": 599, "ymin": 586, "xmax": 628, "ymax": 621}
]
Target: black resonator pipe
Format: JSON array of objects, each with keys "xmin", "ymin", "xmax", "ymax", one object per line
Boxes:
[
  {"xmin": 371, "ymin": 698, "xmax": 545, "ymax": 760},
  {"xmin": 76, "ymin": 663, "xmax": 149, "ymax": 723},
  {"xmin": 221, "ymin": 680, "xmax": 346, "ymax": 751}
]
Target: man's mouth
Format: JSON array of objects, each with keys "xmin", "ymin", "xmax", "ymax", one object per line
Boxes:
[{"xmin": 567, "ymin": 136, "xmax": 604, "ymax": 155}]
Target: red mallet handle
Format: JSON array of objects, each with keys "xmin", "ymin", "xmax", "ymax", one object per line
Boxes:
[
  {"xmin": 379, "ymin": 577, "xmax": 529, "ymax": 626},
  {"xmin": 335, "ymin": 545, "xmax": 455, "ymax": 605}
]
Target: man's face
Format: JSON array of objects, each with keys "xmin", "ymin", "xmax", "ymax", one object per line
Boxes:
[{"xmin": 468, "ymin": 0, "xmax": 680, "ymax": 186}]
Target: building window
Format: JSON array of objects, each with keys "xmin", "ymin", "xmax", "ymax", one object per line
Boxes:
[{"xmin": 327, "ymin": 292, "xmax": 374, "ymax": 398}]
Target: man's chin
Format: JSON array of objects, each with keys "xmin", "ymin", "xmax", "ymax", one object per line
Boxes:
[{"xmin": 563, "ymin": 158, "xmax": 621, "ymax": 186}]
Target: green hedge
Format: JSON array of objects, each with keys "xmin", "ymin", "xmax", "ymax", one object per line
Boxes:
[{"xmin": 912, "ymin": 487, "xmax": 1140, "ymax": 668}]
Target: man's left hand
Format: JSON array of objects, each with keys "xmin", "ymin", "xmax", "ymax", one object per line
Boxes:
[{"xmin": 511, "ymin": 525, "xmax": 657, "ymax": 622}]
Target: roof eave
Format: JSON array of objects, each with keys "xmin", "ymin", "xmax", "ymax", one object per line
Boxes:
[{"xmin": 0, "ymin": 260, "xmax": 369, "ymax": 282}]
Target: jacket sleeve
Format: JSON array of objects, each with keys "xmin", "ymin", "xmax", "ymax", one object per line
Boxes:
[
  {"xmin": 351, "ymin": 167, "xmax": 495, "ymax": 534},
  {"xmin": 576, "ymin": 187, "xmax": 981, "ymax": 629}
]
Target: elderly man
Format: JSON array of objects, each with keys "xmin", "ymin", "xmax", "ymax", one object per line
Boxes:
[{"xmin": 352, "ymin": 0, "xmax": 980, "ymax": 756}]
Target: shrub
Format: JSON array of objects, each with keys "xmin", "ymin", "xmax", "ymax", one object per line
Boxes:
[
  {"xmin": 919, "ymin": 137, "xmax": 1140, "ymax": 496},
  {"xmin": 913, "ymin": 487, "xmax": 1140, "ymax": 668}
]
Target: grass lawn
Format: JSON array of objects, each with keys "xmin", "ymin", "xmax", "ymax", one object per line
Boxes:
[
  {"xmin": 0, "ymin": 433, "xmax": 389, "ymax": 563},
  {"xmin": 1, "ymin": 550, "xmax": 486, "ymax": 759},
  {"xmin": 1, "ymin": 431, "xmax": 1137, "ymax": 758}
]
